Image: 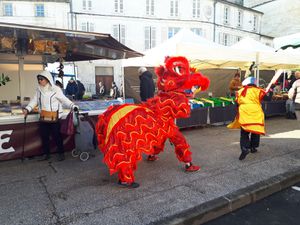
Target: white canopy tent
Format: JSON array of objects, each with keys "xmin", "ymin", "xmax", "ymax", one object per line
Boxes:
[
  {"xmin": 121, "ymin": 28, "xmax": 254, "ymax": 69},
  {"xmin": 121, "ymin": 32, "xmax": 300, "ymax": 70},
  {"xmin": 119, "ymin": 31, "xmax": 300, "ymax": 96},
  {"xmin": 121, "ymin": 29, "xmax": 300, "ymax": 71},
  {"xmin": 231, "ymin": 37, "xmax": 300, "ymax": 70},
  {"xmin": 231, "ymin": 37, "xmax": 300, "ymax": 85}
]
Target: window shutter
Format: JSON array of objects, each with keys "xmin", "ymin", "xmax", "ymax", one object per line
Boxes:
[
  {"xmin": 151, "ymin": 27, "xmax": 156, "ymax": 48},
  {"xmin": 121, "ymin": 25, "xmax": 126, "ymax": 44},
  {"xmin": 83, "ymin": 0, "xmax": 86, "ymax": 10},
  {"xmin": 120, "ymin": 0, "xmax": 124, "ymax": 13},
  {"xmin": 113, "ymin": 25, "xmax": 119, "ymax": 40},
  {"xmin": 88, "ymin": 0, "xmax": 92, "ymax": 10}
]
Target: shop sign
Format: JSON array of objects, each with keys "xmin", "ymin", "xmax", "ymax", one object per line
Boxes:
[{"xmin": 0, "ymin": 130, "xmax": 15, "ymax": 154}]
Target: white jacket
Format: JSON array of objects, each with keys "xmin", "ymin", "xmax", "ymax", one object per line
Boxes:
[
  {"xmin": 288, "ymin": 79, "xmax": 300, "ymax": 104},
  {"xmin": 25, "ymin": 70, "xmax": 77, "ymax": 118}
]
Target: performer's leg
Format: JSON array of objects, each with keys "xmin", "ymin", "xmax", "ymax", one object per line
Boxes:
[
  {"xmin": 240, "ymin": 128, "xmax": 251, "ymax": 150},
  {"xmin": 169, "ymin": 127, "xmax": 199, "ymax": 172},
  {"xmin": 239, "ymin": 128, "xmax": 250, "ymax": 160},
  {"xmin": 147, "ymin": 137, "xmax": 166, "ymax": 161},
  {"xmin": 118, "ymin": 165, "xmax": 139, "ymax": 188},
  {"xmin": 250, "ymin": 133, "xmax": 260, "ymax": 153},
  {"xmin": 169, "ymin": 127, "xmax": 191, "ymax": 162}
]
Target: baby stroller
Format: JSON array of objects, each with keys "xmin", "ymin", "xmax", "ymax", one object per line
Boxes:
[{"xmin": 71, "ymin": 113, "xmax": 97, "ymax": 161}]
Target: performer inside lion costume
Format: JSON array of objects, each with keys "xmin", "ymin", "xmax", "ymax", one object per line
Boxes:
[{"xmin": 96, "ymin": 56, "xmax": 210, "ymax": 188}]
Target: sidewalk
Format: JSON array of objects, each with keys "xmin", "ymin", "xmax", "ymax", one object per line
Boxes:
[{"xmin": 0, "ymin": 117, "xmax": 299, "ymax": 225}]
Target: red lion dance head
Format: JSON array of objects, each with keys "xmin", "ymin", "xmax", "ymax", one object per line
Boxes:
[{"xmin": 155, "ymin": 56, "xmax": 210, "ymax": 95}]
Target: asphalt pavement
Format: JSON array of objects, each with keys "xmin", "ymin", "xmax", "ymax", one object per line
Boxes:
[
  {"xmin": 0, "ymin": 117, "xmax": 300, "ymax": 225},
  {"xmin": 204, "ymin": 182, "xmax": 300, "ymax": 225}
]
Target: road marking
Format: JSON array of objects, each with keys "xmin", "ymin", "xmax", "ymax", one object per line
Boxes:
[
  {"xmin": 291, "ymin": 186, "xmax": 300, "ymax": 191},
  {"xmin": 264, "ymin": 130, "xmax": 300, "ymax": 139}
]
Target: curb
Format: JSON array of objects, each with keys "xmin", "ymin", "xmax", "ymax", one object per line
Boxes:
[{"xmin": 154, "ymin": 167, "xmax": 300, "ymax": 225}]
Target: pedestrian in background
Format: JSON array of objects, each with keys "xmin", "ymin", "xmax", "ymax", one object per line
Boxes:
[
  {"xmin": 65, "ymin": 77, "xmax": 78, "ymax": 99},
  {"xmin": 227, "ymin": 77, "xmax": 266, "ymax": 160},
  {"xmin": 138, "ymin": 67, "xmax": 155, "ymax": 102},
  {"xmin": 288, "ymin": 71, "xmax": 300, "ymax": 121},
  {"xmin": 22, "ymin": 70, "xmax": 78, "ymax": 161},
  {"xmin": 229, "ymin": 70, "xmax": 242, "ymax": 97},
  {"xmin": 110, "ymin": 81, "xmax": 120, "ymax": 99},
  {"xmin": 99, "ymin": 81, "xmax": 105, "ymax": 97},
  {"xmin": 286, "ymin": 73, "xmax": 297, "ymax": 119},
  {"xmin": 76, "ymin": 78, "xmax": 85, "ymax": 100}
]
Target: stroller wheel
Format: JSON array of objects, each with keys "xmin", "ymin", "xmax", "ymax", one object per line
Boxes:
[
  {"xmin": 71, "ymin": 149, "xmax": 80, "ymax": 158},
  {"xmin": 79, "ymin": 152, "xmax": 89, "ymax": 161}
]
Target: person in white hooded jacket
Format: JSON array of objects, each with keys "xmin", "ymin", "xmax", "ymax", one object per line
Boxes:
[{"xmin": 22, "ymin": 70, "xmax": 78, "ymax": 161}]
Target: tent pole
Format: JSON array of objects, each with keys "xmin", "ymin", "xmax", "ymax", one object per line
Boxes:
[
  {"xmin": 18, "ymin": 56, "xmax": 24, "ymax": 103},
  {"xmin": 122, "ymin": 65, "xmax": 125, "ymax": 99},
  {"xmin": 256, "ymin": 52, "xmax": 260, "ymax": 86},
  {"xmin": 283, "ymin": 69, "xmax": 286, "ymax": 91}
]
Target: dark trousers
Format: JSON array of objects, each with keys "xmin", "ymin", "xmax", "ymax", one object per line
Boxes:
[
  {"xmin": 39, "ymin": 121, "xmax": 64, "ymax": 155},
  {"xmin": 240, "ymin": 128, "xmax": 260, "ymax": 152}
]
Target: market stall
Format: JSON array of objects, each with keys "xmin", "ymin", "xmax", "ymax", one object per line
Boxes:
[
  {"xmin": 0, "ymin": 22, "xmax": 142, "ymax": 161},
  {"xmin": 177, "ymin": 96, "xmax": 288, "ymax": 129}
]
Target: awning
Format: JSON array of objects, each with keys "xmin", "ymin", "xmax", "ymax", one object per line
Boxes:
[
  {"xmin": 0, "ymin": 22, "xmax": 143, "ymax": 63},
  {"xmin": 280, "ymin": 40, "xmax": 300, "ymax": 50}
]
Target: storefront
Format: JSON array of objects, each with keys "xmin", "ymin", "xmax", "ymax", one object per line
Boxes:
[{"xmin": 0, "ymin": 22, "xmax": 142, "ymax": 161}]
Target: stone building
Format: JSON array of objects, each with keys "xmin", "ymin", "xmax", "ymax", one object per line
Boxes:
[
  {"xmin": 70, "ymin": 0, "xmax": 268, "ymax": 50},
  {"xmin": 0, "ymin": 0, "xmax": 275, "ymax": 95},
  {"xmin": 245, "ymin": 0, "xmax": 300, "ymax": 37},
  {"xmin": 0, "ymin": 0, "xmax": 70, "ymax": 29}
]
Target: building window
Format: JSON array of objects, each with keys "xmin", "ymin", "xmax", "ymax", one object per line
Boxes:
[
  {"xmin": 168, "ymin": 27, "xmax": 180, "ymax": 39},
  {"xmin": 82, "ymin": 0, "xmax": 86, "ymax": 10},
  {"xmin": 237, "ymin": 10, "xmax": 243, "ymax": 28},
  {"xmin": 114, "ymin": 0, "xmax": 123, "ymax": 13},
  {"xmin": 35, "ymin": 4, "xmax": 45, "ymax": 17},
  {"xmin": 3, "ymin": 3, "xmax": 13, "ymax": 16},
  {"xmin": 113, "ymin": 24, "xmax": 126, "ymax": 44},
  {"xmin": 219, "ymin": 33, "xmax": 230, "ymax": 46},
  {"xmin": 81, "ymin": 22, "xmax": 94, "ymax": 32},
  {"xmin": 82, "ymin": 23, "xmax": 87, "ymax": 31},
  {"xmin": 88, "ymin": 0, "xmax": 92, "ymax": 10},
  {"xmin": 253, "ymin": 15, "xmax": 257, "ymax": 31},
  {"xmin": 224, "ymin": 6, "xmax": 230, "ymax": 25},
  {"xmin": 144, "ymin": 26, "xmax": 156, "ymax": 50},
  {"xmin": 192, "ymin": 0, "xmax": 200, "ymax": 18},
  {"xmin": 170, "ymin": 0, "xmax": 178, "ymax": 17},
  {"xmin": 191, "ymin": 28, "xmax": 203, "ymax": 36},
  {"xmin": 146, "ymin": 0, "xmax": 155, "ymax": 16},
  {"xmin": 82, "ymin": 0, "xmax": 92, "ymax": 10},
  {"xmin": 89, "ymin": 23, "xmax": 94, "ymax": 32},
  {"xmin": 223, "ymin": 33, "xmax": 229, "ymax": 46},
  {"xmin": 235, "ymin": 36, "xmax": 241, "ymax": 43}
]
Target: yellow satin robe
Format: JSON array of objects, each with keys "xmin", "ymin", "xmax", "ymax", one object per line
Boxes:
[{"xmin": 227, "ymin": 86, "xmax": 266, "ymax": 135}]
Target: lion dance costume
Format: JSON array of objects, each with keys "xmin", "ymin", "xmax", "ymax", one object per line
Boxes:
[{"xmin": 96, "ymin": 56, "xmax": 210, "ymax": 188}]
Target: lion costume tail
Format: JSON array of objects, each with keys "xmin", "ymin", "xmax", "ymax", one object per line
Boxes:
[{"xmin": 96, "ymin": 104, "xmax": 168, "ymax": 178}]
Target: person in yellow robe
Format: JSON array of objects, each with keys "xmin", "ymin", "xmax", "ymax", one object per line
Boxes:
[{"xmin": 227, "ymin": 77, "xmax": 266, "ymax": 160}]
